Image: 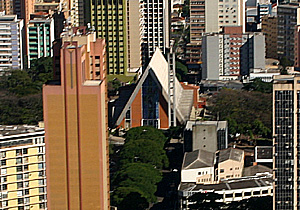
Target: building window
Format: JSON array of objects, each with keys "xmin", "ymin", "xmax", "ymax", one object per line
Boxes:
[
  {"xmin": 38, "ymin": 163, "xmax": 44, "ymax": 170},
  {"xmin": 220, "ymin": 169, "xmax": 224, "ymax": 173},
  {"xmin": 38, "ymin": 179, "xmax": 44, "ymax": 186},
  {"xmin": 39, "ymin": 203, "xmax": 45, "ymax": 209},
  {"xmin": 24, "ymin": 173, "xmax": 29, "ymax": 179},
  {"xmin": 142, "ymin": 75, "xmax": 159, "ymax": 128},
  {"xmin": 39, "ymin": 171, "xmax": 45, "ymax": 177},
  {"xmin": 24, "ymin": 181, "xmax": 29, "ymax": 188},
  {"xmin": 17, "ymin": 166, "xmax": 22, "ymax": 172},
  {"xmin": 23, "ymin": 148, "xmax": 28, "ymax": 154},
  {"xmin": 0, "ymin": 151, "xmax": 6, "ymax": 158},
  {"xmin": 25, "ymin": 189, "xmax": 29, "ymax": 195},
  {"xmin": 1, "ymin": 160, "xmax": 6, "ymax": 166},
  {"xmin": 18, "ymin": 198, "xmax": 23, "ymax": 204},
  {"xmin": 2, "ymin": 200, "xmax": 7, "ymax": 207},
  {"xmin": 38, "ymin": 155, "xmax": 43, "ymax": 161},
  {"xmin": 39, "ymin": 187, "xmax": 45, "ymax": 193},
  {"xmin": 1, "ymin": 169, "xmax": 6, "ymax": 175},
  {"xmin": 16, "ymin": 149, "xmax": 22, "ymax": 156},
  {"xmin": 2, "ymin": 192, "xmax": 7, "ymax": 198},
  {"xmin": 16, "ymin": 157, "xmax": 22, "ymax": 164},
  {"xmin": 39, "ymin": 195, "xmax": 45, "ymax": 201},
  {"xmin": 1, "ymin": 176, "xmax": 7, "ymax": 183},
  {"xmin": 17, "ymin": 182, "xmax": 23, "ymax": 189},
  {"xmin": 17, "ymin": 174, "xmax": 23, "ymax": 180},
  {"xmin": 38, "ymin": 147, "xmax": 44, "ymax": 153}
]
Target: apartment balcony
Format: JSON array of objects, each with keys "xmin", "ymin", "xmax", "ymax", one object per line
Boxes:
[{"xmin": 28, "ymin": 31, "xmax": 37, "ymax": 35}]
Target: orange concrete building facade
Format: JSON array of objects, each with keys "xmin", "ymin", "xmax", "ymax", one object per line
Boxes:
[{"xmin": 43, "ymin": 30, "xmax": 110, "ymax": 210}]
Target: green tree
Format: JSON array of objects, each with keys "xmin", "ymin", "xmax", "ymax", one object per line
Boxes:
[
  {"xmin": 176, "ymin": 61, "xmax": 188, "ymax": 81},
  {"xmin": 112, "ymin": 163, "xmax": 162, "ymax": 205},
  {"xmin": 0, "ymin": 93, "xmax": 43, "ymax": 125},
  {"xmin": 280, "ymin": 56, "xmax": 291, "ymax": 74},
  {"xmin": 243, "ymin": 78, "xmax": 272, "ymax": 94},
  {"xmin": 125, "ymin": 126, "xmax": 166, "ymax": 147},
  {"xmin": 120, "ymin": 138, "xmax": 169, "ymax": 169},
  {"xmin": 112, "ymin": 187, "xmax": 146, "ymax": 206},
  {"xmin": 118, "ymin": 192, "xmax": 148, "ymax": 210},
  {"xmin": 6, "ymin": 70, "xmax": 38, "ymax": 96},
  {"xmin": 208, "ymin": 89, "xmax": 272, "ymax": 138},
  {"xmin": 0, "ymin": 57, "xmax": 53, "ymax": 124},
  {"xmin": 108, "ymin": 79, "xmax": 121, "ymax": 97},
  {"xmin": 27, "ymin": 57, "xmax": 53, "ymax": 84}
]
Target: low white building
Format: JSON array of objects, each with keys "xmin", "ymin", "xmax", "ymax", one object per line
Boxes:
[
  {"xmin": 179, "ymin": 173, "xmax": 273, "ymax": 209},
  {"xmin": 181, "ymin": 148, "xmax": 244, "ymax": 184},
  {"xmin": 181, "ymin": 150, "xmax": 215, "ymax": 184}
]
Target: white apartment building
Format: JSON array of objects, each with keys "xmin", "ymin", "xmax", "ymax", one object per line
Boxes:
[
  {"xmin": 0, "ymin": 125, "xmax": 47, "ymax": 210},
  {"xmin": 0, "ymin": 14, "xmax": 23, "ymax": 71},
  {"xmin": 205, "ymin": 0, "xmax": 245, "ymax": 33},
  {"xmin": 140, "ymin": 0, "xmax": 170, "ymax": 64},
  {"xmin": 202, "ymin": 28, "xmax": 265, "ymax": 80}
]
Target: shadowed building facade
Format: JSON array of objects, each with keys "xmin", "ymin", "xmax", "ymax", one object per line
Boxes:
[
  {"xmin": 43, "ymin": 28, "xmax": 110, "ymax": 210},
  {"xmin": 273, "ymin": 75, "xmax": 300, "ymax": 210}
]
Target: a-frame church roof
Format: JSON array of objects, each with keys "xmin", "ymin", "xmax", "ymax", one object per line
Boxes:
[{"xmin": 112, "ymin": 48, "xmax": 194, "ymax": 128}]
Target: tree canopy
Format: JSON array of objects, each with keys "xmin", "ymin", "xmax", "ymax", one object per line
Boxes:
[
  {"xmin": 120, "ymin": 138, "xmax": 169, "ymax": 169},
  {"xmin": 0, "ymin": 57, "xmax": 53, "ymax": 124},
  {"xmin": 125, "ymin": 126, "xmax": 167, "ymax": 147},
  {"xmin": 112, "ymin": 126, "xmax": 169, "ymax": 208},
  {"xmin": 208, "ymin": 89, "xmax": 272, "ymax": 139},
  {"xmin": 243, "ymin": 78, "xmax": 272, "ymax": 94},
  {"xmin": 176, "ymin": 61, "xmax": 188, "ymax": 81},
  {"xmin": 112, "ymin": 163, "xmax": 162, "ymax": 206}
]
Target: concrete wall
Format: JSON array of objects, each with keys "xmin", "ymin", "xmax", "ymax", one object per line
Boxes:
[
  {"xmin": 218, "ymin": 160, "xmax": 244, "ymax": 180},
  {"xmin": 192, "ymin": 124, "xmax": 218, "ymax": 153},
  {"xmin": 181, "ymin": 167, "xmax": 214, "ymax": 183},
  {"xmin": 202, "ymin": 35, "xmax": 220, "ymax": 80},
  {"xmin": 205, "ymin": 0, "xmax": 219, "ymax": 33},
  {"xmin": 128, "ymin": 0, "xmax": 142, "ymax": 69},
  {"xmin": 253, "ymin": 34, "xmax": 266, "ymax": 69}
]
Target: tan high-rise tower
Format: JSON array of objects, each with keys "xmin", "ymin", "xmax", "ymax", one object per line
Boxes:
[{"xmin": 43, "ymin": 27, "xmax": 110, "ymax": 210}]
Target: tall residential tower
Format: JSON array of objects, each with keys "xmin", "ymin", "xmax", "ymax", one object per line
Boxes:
[
  {"xmin": 140, "ymin": 0, "xmax": 170, "ymax": 66},
  {"xmin": 91, "ymin": 0, "xmax": 127, "ymax": 75},
  {"xmin": 43, "ymin": 28, "xmax": 110, "ymax": 210}
]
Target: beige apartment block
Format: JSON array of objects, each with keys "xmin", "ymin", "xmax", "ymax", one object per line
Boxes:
[
  {"xmin": 217, "ymin": 148, "xmax": 244, "ymax": 181},
  {"xmin": 0, "ymin": 125, "xmax": 46, "ymax": 210}
]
